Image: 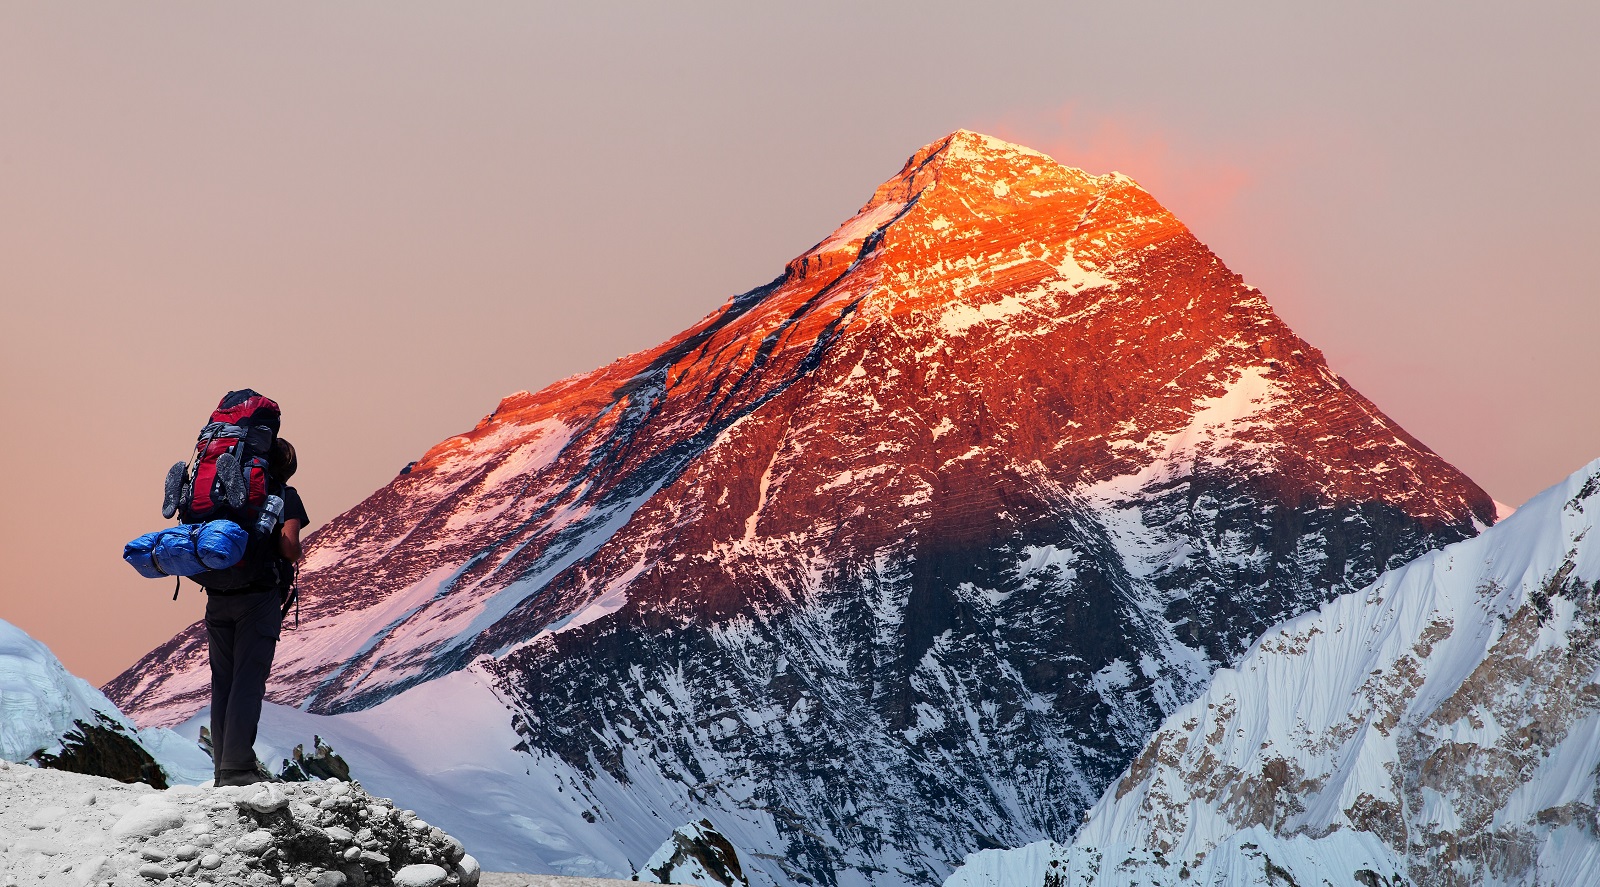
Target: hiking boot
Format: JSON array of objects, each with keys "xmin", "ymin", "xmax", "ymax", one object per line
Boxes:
[{"xmin": 216, "ymin": 769, "xmax": 266, "ymax": 787}]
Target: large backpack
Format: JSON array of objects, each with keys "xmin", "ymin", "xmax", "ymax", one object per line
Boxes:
[{"xmin": 161, "ymin": 390, "xmax": 284, "ymax": 591}]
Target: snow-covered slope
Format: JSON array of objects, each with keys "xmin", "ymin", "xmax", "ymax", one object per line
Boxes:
[
  {"xmin": 0, "ymin": 618, "xmax": 209, "ymax": 785},
  {"xmin": 110, "ymin": 131, "xmax": 1494, "ymax": 887},
  {"xmin": 948, "ymin": 458, "xmax": 1600, "ymax": 887}
]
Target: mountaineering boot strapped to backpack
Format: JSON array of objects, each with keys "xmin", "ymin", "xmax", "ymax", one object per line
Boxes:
[{"xmin": 125, "ymin": 389, "xmax": 287, "ymax": 591}]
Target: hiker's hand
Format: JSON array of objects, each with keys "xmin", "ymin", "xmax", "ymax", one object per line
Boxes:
[{"xmin": 280, "ymin": 519, "xmax": 303, "ymax": 562}]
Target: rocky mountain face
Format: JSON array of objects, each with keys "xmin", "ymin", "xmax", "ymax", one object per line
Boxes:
[
  {"xmin": 109, "ymin": 131, "xmax": 1493, "ymax": 886},
  {"xmin": 948, "ymin": 459, "xmax": 1600, "ymax": 887}
]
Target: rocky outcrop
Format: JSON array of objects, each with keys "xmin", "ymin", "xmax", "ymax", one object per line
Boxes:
[
  {"xmin": 0, "ymin": 761, "xmax": 478, "ymax": 886},
  {"xmin": 280, "ymin": 736, "xmax": 354, "ymax": 783},
  {"xmin": 634, "ymin": 820, "xmax": 748, "ymax": 887},
  {"xmin": 32, "ymin": 712, "xmax": 168, "ymax": 789},
  {"xmin": 110, "ymin": 132, "xmax": 1494, "ymax": 886}
]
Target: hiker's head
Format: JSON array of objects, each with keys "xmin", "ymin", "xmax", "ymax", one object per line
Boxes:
[{"xmin": 272, "ymin": 438, "xmax": 298, "ymax": 482}]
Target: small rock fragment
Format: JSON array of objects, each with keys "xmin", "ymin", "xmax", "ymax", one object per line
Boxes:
[
  {"xmin": 138, "ymin": 862, "xmax": 170, "ymax": 881},
  {"xmin": 112, "ymin": 802, "xmax": 186, "ymax": 839},
  {"xmin": 242, "ymin": 785, "xmax": 291, "ymax": 814},
  {"xmin": 324, "ymin": 826, "xmax": 354, "ymax": 845},
  {"xmin": 19, "ymin": 836, "xmax": 59, "ymax": 855},
  {"xmin": 72, "ymin": 853, "xmax": 116, "ymax": 884},
  {"xmin": 141, "ymin": 847, "xmax": 170, "ymax": 861},
  {"xmin": 235, "ymin": 829, "xmax": 275, "ymax": 855},
  {"xmin": 25, "ymin": 805, "xmax": 68, "ymax": 830},
  {"xmin": 200, "ymin": 853, "xmax": 223, "ymax": 870},
  {"xmin": 311, "ymin": 871, "xmax": 348, "ymax": 887},
  {"xmin": 456, "ymin": 854, "xmax": 481, "ymax": 887},
  {"xmin": 358, "ymin": 850, "xmax": 389, "ymax": 866},
  {"xmin": 393, "ymin": 864, "xmax": 448, "ymax": 887}
]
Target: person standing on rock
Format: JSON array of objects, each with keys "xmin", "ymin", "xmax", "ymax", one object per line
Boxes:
[{"xmin": 205, "ymin": 437, "xmax": 309, "ymax": 786}]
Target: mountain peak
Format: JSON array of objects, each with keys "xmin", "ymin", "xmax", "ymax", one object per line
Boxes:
[
  {"xmin": 920, "ymin": 129, "xmax": 1056, "ymax": 167},
  {"xmin": 790, "ymin": 130, "xmax": 1183, "ymax": 317},
  {"xmin": 111, "ymin": 131, "xmax": 1494, "ymax": 887},
  {"xmin": 858, "ymin": 128, "xmax": 1122, "ymax": 214}
]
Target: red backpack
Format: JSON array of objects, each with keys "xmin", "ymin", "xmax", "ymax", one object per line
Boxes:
[{"xmin": 163, "ymin": 390, "xmax": 282, "ymax": 527}]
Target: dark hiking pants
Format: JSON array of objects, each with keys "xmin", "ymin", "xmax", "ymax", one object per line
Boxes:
[{"xmin": 205, "ymin": 589, "xmax": 282, "ymax": 774}]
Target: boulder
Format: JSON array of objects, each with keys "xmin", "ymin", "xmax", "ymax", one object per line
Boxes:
[{"xmin": 393, "ymin": 863, "xmax": 448, "ymax": 887}]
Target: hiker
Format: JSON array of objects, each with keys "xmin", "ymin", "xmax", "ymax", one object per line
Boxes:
[
  {"xmin": 122, "ymin": 390, "xmax": 311, "ymax": 784},
  {"xmin": 202, "ymin": 435, "xmax": 309, "ymax": 786},
  {"xmin": 203, "ymin": 435, "xmax": 309, "ymax": 786}
]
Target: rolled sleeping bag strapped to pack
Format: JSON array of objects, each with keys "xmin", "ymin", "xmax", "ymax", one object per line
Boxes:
[
  {"xmin": 123, "ymin": 520, "xmax": 249, "ymax": 578},
  {"xmin": 124, "ymin": 530, "xmax": 169, "ymax": 579},
  {"xmin": 152, "ymin": 527, "xmax": 206, "ymax": 575},
  {"xmin": 194, "ymin": 521, "xmax": 249, "ymax": 568}
]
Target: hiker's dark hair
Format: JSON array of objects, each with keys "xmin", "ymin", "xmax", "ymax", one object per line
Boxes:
[{"xmin": 272, "ymin": 438, "xmax": 298, "ymax": 482}]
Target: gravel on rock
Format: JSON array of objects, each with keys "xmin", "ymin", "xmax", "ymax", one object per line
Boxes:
[{"xmin": 0, "ymin": 760, "xmax": 480, "ymax": 886}]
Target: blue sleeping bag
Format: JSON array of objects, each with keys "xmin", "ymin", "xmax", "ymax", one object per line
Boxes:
[{"xmin": 124, "ymin": 520, "xmax": 249, "ymax": 578}]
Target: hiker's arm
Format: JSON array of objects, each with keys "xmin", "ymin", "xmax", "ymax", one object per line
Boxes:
[{"xmin": 280, "ymin": 519, "xmax": 303, "ymax": 562}]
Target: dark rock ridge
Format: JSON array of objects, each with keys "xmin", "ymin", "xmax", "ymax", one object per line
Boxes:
[
  {"xmin": 635, "ymin": 820, "xmax": 748, "ymax": 887},
  {"xmin": 110, "ymin": 131, "xmax": 1494, "ymax": 886},
  {"xmin": 32, "ymin": 712, "xmax": 168, "ymax": 789}
]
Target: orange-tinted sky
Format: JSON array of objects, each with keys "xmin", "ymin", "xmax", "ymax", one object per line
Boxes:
[{"xmin": 3, "ymin": 3, "xmax": 1597, "ymax": 684}]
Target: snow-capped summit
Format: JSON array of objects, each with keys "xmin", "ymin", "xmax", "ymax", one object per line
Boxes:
[
  {"xmin": 111, "ymin": 132, "xmax": 1493, "ymax": 886},
  {"xmin": 949, "ymin": 457, "xmax": 1600, "ymax": 887}
]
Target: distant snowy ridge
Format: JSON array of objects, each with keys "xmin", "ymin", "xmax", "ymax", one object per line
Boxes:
[
  {"xmin": 0, "ymin": 618, "xmax": 210, "ymax": 784},
  {"xmin": 947, "ymin": 457, "xmax": 1600, "ymax": 887}
]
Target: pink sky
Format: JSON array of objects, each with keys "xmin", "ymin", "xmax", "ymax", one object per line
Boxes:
[{"xmin": 2, "ymin": 3, "xmax": 1597, "ymax": 684}]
